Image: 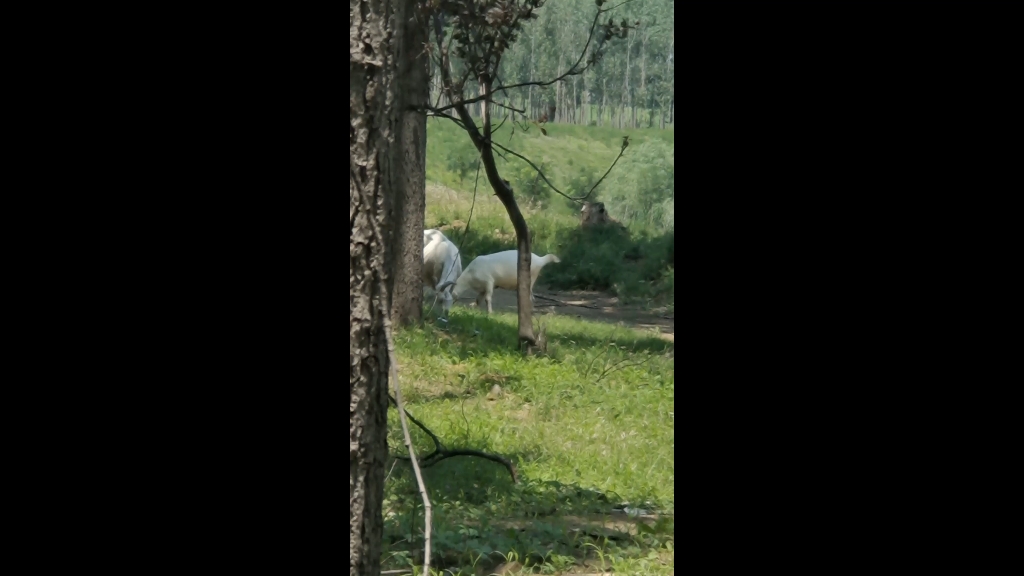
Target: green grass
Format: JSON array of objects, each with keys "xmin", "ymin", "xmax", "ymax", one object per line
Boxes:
[
  {"xmin": 426, "ymin": 116, "xmax": 673, "ymax": 198},
  {"xmin": 383, "ymin": 307, "xmax": 675, "ymax": 575}
]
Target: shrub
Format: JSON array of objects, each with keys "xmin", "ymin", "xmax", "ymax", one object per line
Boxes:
[
  {"xmin": 445, "ymin": 139, "xmax": 479, "ymax": 185},
  {"xmin": 600, "ymin": 140, "xmax": 674, "ymax": 231},
  {"xmin": 507, "ymin": 159, "xmax": 552, "ymax": 209}
]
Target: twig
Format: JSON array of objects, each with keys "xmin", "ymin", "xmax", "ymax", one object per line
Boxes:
[
  {"xmin": 581, "ymin": 143, "xmax": 628, "ymax": 201},
  {"xmin": 492, "ymin": 100, "xmax": 524, "ymax": 115},
  {"xmin": 426, "ymin": 110, "xmax": 467, "ymax": 130},
  {"xmin": 388, "ymin": 395, "xmax": 519, "ymax": 484},
  {"xmin": 491, "ymin": 141, "xmax": 628, "ymax": 205},
  {"xmin": 595, "ymin": 355, "xmax": 655, "ymax": 384},
  {"xmin": 487, "ymin": 113, "xmax": 509, "ymax": 137},
  {"xmin": 491, "ymin": 142, "xmax": 575, "ymax": 203},
  {"xmin": 418, "ymin": 449, "xmax": 519, "ymax": 483},
  {"xmin": 585, "ymin": 342, "xmax": 614, "ymax": 379},
  {"xmin": 353, "ymin": 170, "xmax": 433, "ymax": 576},
  {"xmin": 389, "ymin": 394, "xmax": 446, "ymax": 450}
]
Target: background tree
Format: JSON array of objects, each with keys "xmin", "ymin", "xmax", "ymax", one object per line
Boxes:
[{"xmin": 351, "ymin": 0, "xmax": 410, "ymax": 574}]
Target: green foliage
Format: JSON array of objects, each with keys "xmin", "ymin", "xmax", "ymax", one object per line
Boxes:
[
  {"xmin": 445, "ymin": 137, "xmax": 480, "ymax": 186},
  {"xmin": 382, "ymin": 312, "xmax": 674, "ymax": 575},
  {"xmin": 544, "ymin": 226, "xmax": 675, "ymax": 302},
  {"xmin": 564, "ymin": 165, "xmax": 601, "ymax": 210},
  {"xmin": 507, "ymin": 159, "xmax": 552, "ymax": 208},
  {"xmin": 600, "ymin": 140, "xmax": 674, "ymax": 229}
]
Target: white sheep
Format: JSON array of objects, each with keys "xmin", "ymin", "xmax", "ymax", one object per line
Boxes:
[
  {"xmin": 438, "ymin": 250, "xmax": 561, "ymax": 314},
  {"xmin": 422, "ymin": 229, "xmax": 463, "ymax": 313}
]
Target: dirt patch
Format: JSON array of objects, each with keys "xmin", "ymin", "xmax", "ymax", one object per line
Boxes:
[{"xmin": 451, "ymin": 287, "xmax": 674, "ymax": 342}]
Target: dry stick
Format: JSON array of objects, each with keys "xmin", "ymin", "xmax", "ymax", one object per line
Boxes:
[{"xmin": 353, "ymin": 171, "xmax": 433, "ymax": 576}]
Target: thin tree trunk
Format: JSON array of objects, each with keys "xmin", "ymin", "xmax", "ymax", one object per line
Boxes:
[
  {"xmin": 350, "ymin": 1, "xmax": 405, "ymax": 575},
  {"xmin": 666, "ymin": 39, "xmax": 673, "ymax": 129},
  {"xmin": 638, "ymin": 29, "xmax": 647, "ymax": 130},
  {"xmin": 572, "ymin": 76, "xmax": 578, "ymax": 124},
  {"xmin": 600, "ymin": 78, "xmax": 607, "ymax": 127},
  {"xmin": 622, "ymin": 29, "xmax": 635, "ymax": 129}
]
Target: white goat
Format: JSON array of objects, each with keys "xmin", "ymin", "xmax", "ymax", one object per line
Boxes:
[
  {"xmin": 422, "ymin": 229, "xmax": 463, "ymax": 313},
  {"xmin": 438, "ymin": 250, "xmax": 561, "ymax": 314}
]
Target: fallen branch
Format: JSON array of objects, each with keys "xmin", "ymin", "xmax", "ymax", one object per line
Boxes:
[{"xmin": 388, "ymin": 395, "xmax": 520, "ymax": 484}]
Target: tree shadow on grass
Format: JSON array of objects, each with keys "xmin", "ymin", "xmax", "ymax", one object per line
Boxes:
[
  {"xmin": 426, "ymin": 307, "xmax": 673, "ymax": 360},
  {"xmin": 383, "ymin": 449, "xmax": 674, "ymax": 574}
]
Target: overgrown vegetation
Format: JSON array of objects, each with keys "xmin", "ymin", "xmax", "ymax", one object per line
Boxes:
[{"xmin": 383, "ymin": 309, "xmax": 675, "ymax": 575}]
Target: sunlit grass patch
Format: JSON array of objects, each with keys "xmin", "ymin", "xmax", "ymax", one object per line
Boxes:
[{"xmin": 383, "ymin": 308, "xmax": 674, "ymax": 574}]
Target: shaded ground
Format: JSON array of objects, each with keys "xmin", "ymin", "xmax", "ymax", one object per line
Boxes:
[{"xmin": 449, "ymin": 286, "xmax": 675, "ymax": 342}]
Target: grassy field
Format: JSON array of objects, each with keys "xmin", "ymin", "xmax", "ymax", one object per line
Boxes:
[
  {"xmin": 425, "ymin": 116, "xmax": 673, "ymax": 202},
  {"xmin": 381, "ymin": 121, "xmax": 675, "ymax": 575},
  {"xmin": 383, "ymin": 307, "xmax": 675, "ymax": 575}
]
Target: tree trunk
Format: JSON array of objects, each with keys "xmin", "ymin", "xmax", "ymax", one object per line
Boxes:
[
  {"xmin": 351, "ymin": 1, "xmax": 406, "ymax": 574},
  {"xmin": 572, "ymin": 76, "xmax": 578, "ymax": 124},
  {"xmin": 622, "ymin": 29, "xmax": 634, "ymax": 129},
  {"xmin": 638, "ymin": 30, "xmax": 647, "ymax": 130},
  {"xmin": 389, "ymin": 8, "xmax": 429, "ymax": 326},
  {"xmin": 435, "ymin": 54, "xmax": 536, "ymax": 350},
  {"xmin": 582, "ymin": 75, "xmax": 588, "ymax": 125},
  {"xmin": 666, "ymin": 40, "xmax": 674, "ymax": 129},
  {"xmin": 478, "ymin": 83, "xmax": 486, "ymax": 119},
  {"xmin": 556, "ymin": 53, "xmax": 564, "ymax": 123},
  {"xmin": 528, "ymin": 32, "xmax": 536, "ymax": 121},
  {"xmin": 478, "ymin": 86, "xmax": 536, "ymax": 351}
]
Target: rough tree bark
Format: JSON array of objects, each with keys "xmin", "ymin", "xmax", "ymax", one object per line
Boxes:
[
  {"xmin": 389, "ymin": 6, "xmax": 429, "ymax": 326},
  {"xmin": 351, "ymin": 0, "xmax": 407, "ymax": 575}
]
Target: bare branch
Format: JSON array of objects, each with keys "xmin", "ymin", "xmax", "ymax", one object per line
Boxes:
[
  {"xmin": 595, "ymin": 355, "xmax": 655, "ymax": 384},
  {"xmin": 388, "ymin": 393, "xmax": 519, "ymax": 484},
  {"xmin": 426, "ymin": 110, "xmax": 467, "ymax": 130},
  {"xmin": 487, "ymin": 113, "xmax": 509, "ymax": 137},
  {"xmin": 419, "ymin": 449, "xmax": 519, "ymax": 484},
  {"xmin": 581, "ymin": 139, "xmax": 629, "ymax": 201},
  {"xmin": 490, "ymin": 141, "xmax": 577, "ymax": 203},
  {"xmin": 491, "ymin": 100, "xmax": 525, "ymax": 115},
  {"xmin": 491, "ymin": 136, "xmax": 629, "ymax": 204}
]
